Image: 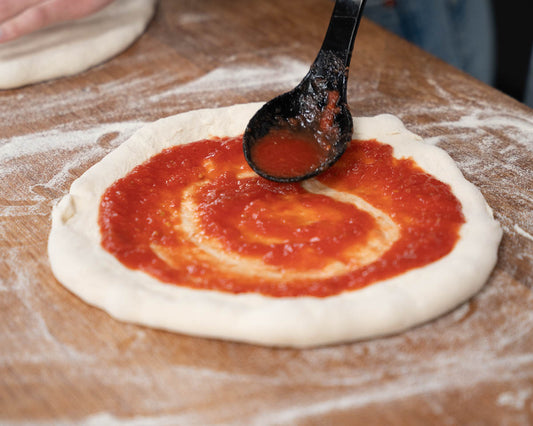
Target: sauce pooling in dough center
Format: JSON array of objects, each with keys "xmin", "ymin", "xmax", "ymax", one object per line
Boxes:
[{"xmin": 98, "ymin": 135, "xmax": 465, "ymax": 297}]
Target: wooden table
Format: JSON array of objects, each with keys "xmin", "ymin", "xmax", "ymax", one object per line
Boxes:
[{"xmin": 1, "ymin": 0, "xmax": 532, "ymax": 424}]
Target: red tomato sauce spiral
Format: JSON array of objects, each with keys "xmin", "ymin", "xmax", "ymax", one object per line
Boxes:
[{"xmin": 99, "ymin": 136, "xmax": 464, "ymax": 297}]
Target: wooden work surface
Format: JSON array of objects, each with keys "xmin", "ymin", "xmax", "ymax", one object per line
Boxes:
[{"xmin": 1, "ymin": 0, "xmax": 532, "ymax": 424}]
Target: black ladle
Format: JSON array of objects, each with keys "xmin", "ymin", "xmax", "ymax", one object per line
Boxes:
[{"xmin": 243, "ymin": 0, "xmax": 366, "ymax": 183}]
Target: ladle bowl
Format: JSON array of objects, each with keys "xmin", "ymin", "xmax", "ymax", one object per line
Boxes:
[{"xmin": 243, "ymin": 0, "xmax": 366, "ymax": 183}]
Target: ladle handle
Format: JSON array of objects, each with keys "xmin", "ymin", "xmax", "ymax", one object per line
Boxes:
[{"xmin": 317, "ymin": 0, "xmax": 366, "ymax": 68}]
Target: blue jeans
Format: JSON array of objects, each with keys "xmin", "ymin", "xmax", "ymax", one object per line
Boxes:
[
  {"xmin": 364, "ymin": 0, "xmax": 496, "ymax": 85},
  {"xmin": 525, "ymin": 46, "xmax": 533, "ymax": 107}
]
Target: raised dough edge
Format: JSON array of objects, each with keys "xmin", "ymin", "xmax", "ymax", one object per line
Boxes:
[{"xmin": 48, "ymin": 103, "xmax": 502, "ymax": 348}]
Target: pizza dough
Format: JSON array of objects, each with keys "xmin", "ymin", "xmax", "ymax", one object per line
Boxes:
[
  {"xmin": 0, "ymin": 0, "xmax": 156, "ymax": 89},
  {"xmin": 48, "ymin": 103, "xmax": 502, "ymax": 347}
]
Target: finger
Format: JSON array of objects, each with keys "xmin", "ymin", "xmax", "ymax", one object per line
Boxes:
[
  {"xmin": 46, "ymin": 0, "xmax": 117, "ymax": 21},
  {"xmin": 0, "ymin": 0, "xmax": 115, "ymax": 43},
  {"xmin": 0, "ymin": 4, "xmax": 58, "ymax": 43},
  {"xmin": 0, "ymin": 0, "xmax": 43, "ymax": 24}
]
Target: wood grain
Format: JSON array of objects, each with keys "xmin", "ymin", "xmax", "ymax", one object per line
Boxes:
[{"xmin": 1, "ymin": 0, "xmax": 532, "ymax": 424}]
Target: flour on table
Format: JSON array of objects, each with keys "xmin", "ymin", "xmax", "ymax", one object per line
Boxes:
[
  {"xmin": 2, "ymin": 41, "xmax": 530, "ymax": 418},
  {"xmin": 148, "ymin": 57, "xmax": 309, "ymax": 104},
  {"xmin": 0, "ymin": 104, "xmax": 530, "ymax": 426},
  {"xmin": 0, "ymin": 0, "xmax": 156, "ymax": 89}
]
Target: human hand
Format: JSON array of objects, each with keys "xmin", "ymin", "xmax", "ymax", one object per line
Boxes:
[{"xmin": 0, "ymin": 0, "xmax": 117, "ymax": 43}]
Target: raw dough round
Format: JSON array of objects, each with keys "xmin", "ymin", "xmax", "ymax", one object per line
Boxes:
[
  {"xmin": 0, "ymin": 0, "xmax": 156, "ymax": 89},
  {"xmin": 48, "ymin": 103, "xmax": 502, "ymax": 348}
]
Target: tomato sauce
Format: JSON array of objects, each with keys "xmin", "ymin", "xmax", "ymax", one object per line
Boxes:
[
  {"xmin": 99, "ymin": 136, "xmax": 465, "ymax": 298},
  {"xmin": 250, "ymin": 90, "xmax": 341, "ymax": 178},
  {"xmin": 251, "ymin": 129, "xmax": 327, "ymax": 177}
]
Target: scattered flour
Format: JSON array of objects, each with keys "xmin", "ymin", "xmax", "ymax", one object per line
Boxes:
[
  {"xmin": 497, "ymin": 388, "xmax": 533, "ymax": 410},
  {"xmin": 1, "ymin": 52, "xmax": 532, "ymax": 424},
  {"xmin": 514, "ymin": 224, "xmax": 533, "ymax": 242},
  {"xmin": 394, "ymin": 82, "xmax": 533, "ymax": 286},
  {"xmin": 148, "ymin": 56, "xmax": 309, "ymax": 104}
]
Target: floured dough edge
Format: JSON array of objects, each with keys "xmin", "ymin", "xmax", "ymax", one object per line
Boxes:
[
  {"xmin": 0, "ymin": 0, "xmax": 156, "ymax": 89},
  {"xmin": 48, "ymin": 103, "xmax": 502, "ymax": 348}
]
